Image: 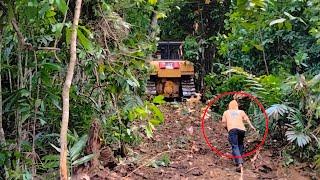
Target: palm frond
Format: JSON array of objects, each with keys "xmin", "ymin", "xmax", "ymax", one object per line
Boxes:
[
  {"xmin": 266, "ymin": 104, "xmax": 293, "ymax": 120},
  {"xmin": 285, "ymin": 130, "xmax": 311, "ymax": 147},
  {"xmin": 287, "ymin": 111, "xmax": 305, "ymax": 130},
  {"xmin": 308, "ymin": 73, "xmax": 320, "ymax": 88}
]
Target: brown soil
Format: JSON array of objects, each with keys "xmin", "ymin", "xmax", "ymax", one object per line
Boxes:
[{"xmin": 78, "ymin": 103, "xmax": 318, "ymax": 180}]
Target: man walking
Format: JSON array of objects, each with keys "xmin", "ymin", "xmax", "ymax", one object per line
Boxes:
[{"xmin": 222, "ymin": 100, "xmax": 256, "ymax": 172}]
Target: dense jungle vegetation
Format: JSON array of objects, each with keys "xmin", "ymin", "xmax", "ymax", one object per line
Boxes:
[{"xmin": 0, "ymin": 0, "xmax": 319, "ymax": 179}]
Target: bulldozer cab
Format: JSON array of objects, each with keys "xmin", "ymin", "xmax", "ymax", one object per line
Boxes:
[
  {"xmin": 155, "ymin": 41, "xmax": 183, "ymax": 60},
  {"xmin": 147, "ymin": 41, "xmax": 196, "ymax": 99}
]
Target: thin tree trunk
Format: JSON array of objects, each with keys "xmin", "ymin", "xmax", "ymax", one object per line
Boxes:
[
  {"xmin": 60, "ymin": 0, "xmax": 82, "ymax": 179},
  {"xmin": 259, "ymin": 30, "xmax": 269, "ymax": 75},
  {"xmin": 16, "ymin": 50, "xmax": 23, "ymax": 171},
  {"xmin": 0, "ymin": 29, "xmax": 5, "ymax": 145},
  {"xmin": 32, "ymin": 51, "xmax": 39, "ymax": 177},
  {"xmin": 6, "ymin": 57, "xmax": 12, "ymax": 92},
  {"xmin": 149, "ymin": 11, "xmax": 158, "ymax": 40}
]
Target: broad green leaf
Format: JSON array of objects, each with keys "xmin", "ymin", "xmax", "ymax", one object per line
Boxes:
[
  {"xmin": 316, "ymin": 155, "xmax": 320, "ymax": 168},
  {"xmin": 19, "ymin": 103, "xmax": 31, "ymax": 113},
  {"xmin": 70, "ymin": 134, "xmax": 88, "ymax": 161},
  {"xmin": 128, "ymin": 111, "xmax": 136, "ymax": 121},
  {"xmin": 127, "ymin": 79, "xmax": 138, "ymax": 87},
  {"xmin": 308, "ymin": 73, "xmax": 320, "ymax": 88},
  {"xmin": 39, "ymin": 3, "xmax": 51, "ymax": 17},
  {"xmin": 150, "ymin": 104, "xmax": 164, "ymax": 123},
  {"xmin": 39, "ymin": 117, "xmax": 47, "ymax": 126},
  {"xmin": 77, "ymin": 29, "xmax": 94, "ymax": 51},
  {"xmin": 269, "ymin": 18, "xmax": 286, "ymax": 26},
  {"xmin": 253, "ymin": 44, "xmax": 264, "ymax": 51},
  {"xmin": 135, "ymin": 107, "xmax": 148, "ymax": 118},
  {"xmin": 49, "ymin": 95, "xmax": 62, "ymax": 110},
  {"xmin": 52, "ymin": 23, "xmax": 64, "ymax": 37},
  {"xmin": 41, "ymin": 155, "xmax": 59, "ymax": 169},
  {"xmin": 149, "ymin": 119, "xmax": 161, "ymax": 125},
  {"xmin": 126, "ymin": 69, "xmax": 140, "ymax": 88},
  {"xmin": 145, "ymin": 124, "xmax": 153, "ymax": 138},
  {"xmin": 148, "ymin": 0, "xmax": 157, "ymax": 5},
  {"xmin": 241, "ymin": 44, "xmax": 251, "ymax": 52},
  {"xmin": 4, "ymin": 94, "xmax": 17, "ymax": 112},
  {"xmin": 23, "ymin": 171, "xmax": 32, "ymax": 180},
  {"xmin": 20, "ymin": 89, "xmax": 30, "ymax": 97},
  {"xmin": 152, "ymin": 95, "xmax": 165, "ymax": 104},
  {"xmin": 156, "ymin": 12, "xmax": 167, "ymax": 19},
  {"xmin": 71, "ymin": 154, "xmax": 94, "ymax": 166},
  {"xmin": 42, "ymin": 62, "xmax": 62, "ymax": 71},
  {"xmin": 21, "ymin": 112, "xmax": 31, "ymax": 123},
  {"xmin": 50, "ymin": 143, "xmax": 61, "ymax": 153},
  {"xmin": 54, "ymin": 0, "xmax": 68, "ymax": 15},
  {"xmin": 79, "ymin": 26, "xmax": 93, "ymax": 38},
  {"xmin": 46, "ymin": 10, "xmax": 56, "ymax": 18},
  {"xmin": 65, "ymin": 27, "xmax": 72, "ymax": 46},
  {"xmin": 284, "ymin": 21, "xmax": 292, "ymax": 31}
]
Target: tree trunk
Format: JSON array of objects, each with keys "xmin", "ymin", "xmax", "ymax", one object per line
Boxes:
[
  {"xmin": 60, "ymin": 0, "xmax": 82, "ymax": 179},
  {"xmin": 0, "ymin": 28, "xmax": 5, "ymax": 145},
  {"xmin": 259, "ymin": 30, "xmax": 269, "ymax": 75}
]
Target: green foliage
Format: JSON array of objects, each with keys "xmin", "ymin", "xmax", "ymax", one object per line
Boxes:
[
  {"xmin": 315, "ymin": 154, "xmax": 320, "ymax": 169},
  {"xmin": 1, "ymin": 0, "xmax": 320, "ymax": 176},
  {"xmin": 54, "ymin": 0, "xmax": 68, "ymax": 15},
  {"xmin": 49, "ymin": 132, "xmax": 93, "ymax": 174},
  {"xmin": 149, "ymin": 153, "xmax": 170, "ymax": 168},
  {"xmin": 218, "ymin": 75, "xmax": 246, "ymax": 93},
  {"xmin": 266, "ymin": 104, "xmax": 292, "ymax": 121},
  {"xmin": 258, "ymin": 75, "xmax": 283, "ymax": 105},
  {"xmin": 0, "ymin": 0, "xmax": 172, "ymax": 177},
  {"xmin": 285, "ymin": 130, "xmax": 311, "ymax": 148},
  {"xmin": 217, "ymin": 0, "xmax": 320, "ymax": 75},
  {"xmin": 183, "ymin": 36, "xmax": 200, "ymax": 61},
  {"xmin": 152, "ymin": 95, "xmax": 166, "ymax": 104}
]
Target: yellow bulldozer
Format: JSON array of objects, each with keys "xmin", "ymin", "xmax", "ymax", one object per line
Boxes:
[{"xmin": 146, "ymin": 41, "xmax": 196, "ymax": 99}]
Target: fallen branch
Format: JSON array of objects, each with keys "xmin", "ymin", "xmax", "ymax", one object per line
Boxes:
[
  {"xmin": 124, "ymin": 149, "xmax": 191, "ymax": 178},
  {"xmin": 250, "ymin": 148, "xmax": 261, "ymax": 163},
  {"xmin": 186, "ymin": 166, "xmax": 199, "ymax": 173},
  {"xmin": 36, "ymin": 47, "xmax": 61, "ymax": 51}
]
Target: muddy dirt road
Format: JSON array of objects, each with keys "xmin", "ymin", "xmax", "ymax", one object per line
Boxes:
[{"xmin": 108, "ymin": 103, "xmax": 317, "ymax": 180}]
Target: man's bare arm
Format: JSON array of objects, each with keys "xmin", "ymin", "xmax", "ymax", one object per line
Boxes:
[
  {"xmin": 221, "ymin": 112, "xmax": 227, "ymax": 130},
  {"xmin": 242, "ymin": 111, "xmax": 256, "ymax": 131}
]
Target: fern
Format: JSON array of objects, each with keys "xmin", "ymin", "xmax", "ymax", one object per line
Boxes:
[{"xmin": 222, "ymin": 67, "xmax": 284, "ymax": 105}]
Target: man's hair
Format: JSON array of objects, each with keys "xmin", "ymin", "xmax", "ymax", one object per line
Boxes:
[{"xmin": 228, "ymin": 100, "xmax": 239, "ymax": 110}]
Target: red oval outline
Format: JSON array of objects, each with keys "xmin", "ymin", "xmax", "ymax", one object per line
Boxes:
[{"xmin": 200, "ymin": 91, "xmax": 269, "ymax": 159}]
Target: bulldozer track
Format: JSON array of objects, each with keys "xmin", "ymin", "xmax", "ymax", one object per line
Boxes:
[
  {"xmin": 181, "ymin": 78, "xmax": 196, "ymax": 97},
  {"xmin": 146, "ymin": 80, "xmax": 157, "ymax": 95}
]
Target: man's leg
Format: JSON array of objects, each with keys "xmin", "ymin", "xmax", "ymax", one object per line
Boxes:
[
  {"xmin": 238, "ymin": 130, "xmax": 245, "ymax": 155},
  {"xmin": 228, "ymin": 129, "xmax": 243, "ymax": 165}
]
